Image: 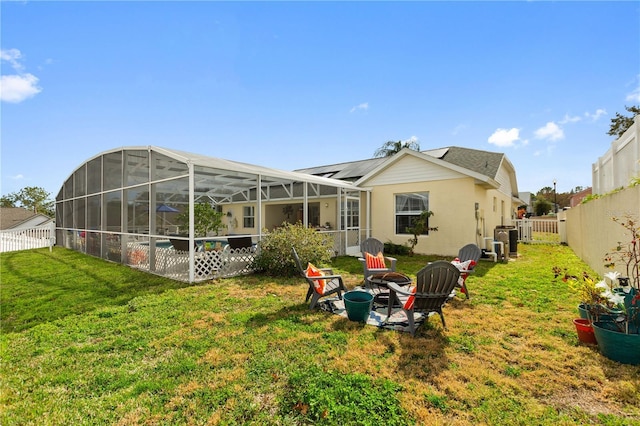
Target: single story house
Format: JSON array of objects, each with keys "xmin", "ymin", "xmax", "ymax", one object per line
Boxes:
[
  {"xmin": 0, "ymin": 207, "xmax": 53, "ymax": 231},
  {"xmin": 54, "ymin": 145, "xmax": 520, "ymax": 282},
  {"xmin": 297, "ymin": 146, "xmax": 521, "ymax": 257}
]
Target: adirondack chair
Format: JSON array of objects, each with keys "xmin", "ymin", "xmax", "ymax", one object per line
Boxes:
[
  {"xmin": 292, "ymin": 247, "xmax": 346, "ymax": 310},
  {"xmin": 387, "ymin": 260, "xmax": 460, "ymax": 336},
  {"xmin": 452, "ymin": 243, "xmax": 482, "ymax": 299},
  {"xmin": 358, "ymin": 238, "xmax": 397, "ymax": 287}
]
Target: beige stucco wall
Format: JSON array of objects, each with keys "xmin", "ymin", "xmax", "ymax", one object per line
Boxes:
[
  {"xmin": 565, "ymin": 185, "xmax": 640, "ymax": 278},
  {"xmin": 368, "ymin": 178, "xmax": 481, "ymax": 256},
  {"xmin": 223, "ymin": 198, "xmax": 342, "ymax": 235},
  {"xmin": 474, "ymin": 186, "xmax": 517, "ymax": 251}
]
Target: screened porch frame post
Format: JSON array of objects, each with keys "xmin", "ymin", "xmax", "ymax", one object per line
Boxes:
[{"xmin": 188, "ymin": 161, "xmax": 195, "ymax": 283}]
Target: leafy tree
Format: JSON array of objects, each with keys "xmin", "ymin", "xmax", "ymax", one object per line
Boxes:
[
  {"xmin": 176, "ymin": 203, "xmax": 225, "ymax": 237},
  {"xmin": 0, "ymin": 196, "xmax": 14, "ymax": 208},
  {"xmin": 537, "ymin": 186, "xmax": 554, "ymax": 197},
  {"xmin": 534, "ymin": 199, "xmax": 552, "ymax": 216},
  {"xmin": 373, "ymin": 139, "xmax": 421, "ymax": 158},
  {"xmin": 1, "ymin": 186, "xmax": 54, "ymax": 217},
  {"xmin": 406, "ymin": 210, "xmax": 438, "ymax": 255},
  {"xmin": 608, "ymin": 105, "xmax": 640, "ymax": 138}
]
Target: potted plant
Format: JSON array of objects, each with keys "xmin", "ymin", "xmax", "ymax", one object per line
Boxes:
[
  {"xmin": 554, "ymin": 267, "xmax": 600, "ymax": 344},
  {"xmin": 553, "ymin": 267, "xmax": 599, "ymax": 319},
  {"xmin": 176, "ymin": 203, "xmax": 227, "ymax": 237},
  {"xmin": 591, "ymin": 214, "xmax": 640, "ymax": 365}
]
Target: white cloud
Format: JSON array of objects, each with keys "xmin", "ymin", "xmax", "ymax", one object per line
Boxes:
[
  {"xmin": 626, "ymin": 87, "xmax": 640, "ymax": 103},
  {"xmin": 10, "ymin": 174, "xmax": 24, "ymax": 180},
  {"xmin": 559, "ymin": 114, "xmax": 581, "ymax": 124},
  {"xmin": 1, "ymin": 74, "xmax": 42, "ymax": 103},
  {"xmin": 349, "ymin": 102, "xmax": 368, "ymax": 113},
  {"xmin": 584, "ymin": 109, "xmax": 607, "ymax": 121},
  {"xmin": 488, "ymin": 128, "xmax": 520, "ymax": 147},
  {"xmin": 534, "ymin": 122, "xmax": 564, "ymax": 141},
  {"xmin": 1, "ymin": 48, "xmax": 25, "ymax": 71},
  {"xmin": 1, "ymin": 48, "xmax": 42, "ymax": 103},
  {"xmin": 451, "ymin": 123, "xmax": 467, "ymax": 135}
]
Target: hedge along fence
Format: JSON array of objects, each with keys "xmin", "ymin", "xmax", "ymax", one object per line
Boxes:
[{"xmin": 565, "ymin": 185, "xmax": 640, "ymax": 279}]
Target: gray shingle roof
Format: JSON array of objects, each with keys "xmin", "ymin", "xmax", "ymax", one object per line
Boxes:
[
  {"xmin": 295, "ymin": 146, "xmax": 504, "ymax": 181},
  {"xmin": 433, "ymin": 146, "xmax": 503, "ymax": 180},
  {"xmin": 0, "ymin": 207, "xmax": 45, "ymax": 230}
]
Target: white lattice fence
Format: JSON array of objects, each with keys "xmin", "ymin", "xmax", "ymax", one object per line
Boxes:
[
  {"xmin": 219, "ymin": 247, "xmax": 257, "ymax": 278},
  {"xmin": 125, "ymin": 243, "xmax": 256, "ymax": 282}
]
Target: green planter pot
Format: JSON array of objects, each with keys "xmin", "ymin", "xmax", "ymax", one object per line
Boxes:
[
  {"xmin": 592, "ymin": 321, "xmax": 640, "ymax": 365},
  {"xmin": 343, "ymin": 291, "xmax": 374, "ymax": 323},
  {"xmin": 577, "ymin": 303, "xmax": 590, "ymax": 320}
]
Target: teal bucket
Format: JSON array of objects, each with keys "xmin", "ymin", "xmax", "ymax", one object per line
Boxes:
[
  {"xmin": 343, "ymin": 291, "xmax": 374, "ymax": 323},
  {"xmin": 577, "ymin": 303, "xmax": 590, "ymax": 320},
  {"xmin": 592, "ymin": 322, "xmax": 640, "ymax": 365}
]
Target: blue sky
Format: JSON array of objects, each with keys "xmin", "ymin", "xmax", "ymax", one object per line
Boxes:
[{"xmin": 2, "ymin": 1, "xmax": 639, "ymax": 200}]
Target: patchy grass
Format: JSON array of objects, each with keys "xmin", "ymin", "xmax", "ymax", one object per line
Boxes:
[{"xmin": 1, "ymin": 245, "xmax": 639, "ymax": 425}]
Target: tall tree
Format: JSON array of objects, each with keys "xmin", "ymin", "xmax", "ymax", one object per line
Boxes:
[
  {"xmin": 373, "ymin": 139, "xmax": 421, "ymax": 158},
  {"xmin": 608, "ymin": 105, "xmax": 640, "ymax": 138},
  {"xmin": 1, "ymin": 186, "xmax": 54, "ymax": 217}
]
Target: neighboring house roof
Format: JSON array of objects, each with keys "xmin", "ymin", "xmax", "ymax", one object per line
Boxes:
[
  {"xmin": 569, "ymin": 187, "xmax": 592, "ymax": 207},
  {"xmin": 295, "ymin": 146, "xmax": 514, "ymax": 192},
  {"xmin": 0, "ymin": 207, "xmax": 52, "ymax": 230}
]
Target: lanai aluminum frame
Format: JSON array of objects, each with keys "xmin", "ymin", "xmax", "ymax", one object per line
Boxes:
[{"xmin": 55, "ymin": 146, "xmax": 368, "ymax": 282}]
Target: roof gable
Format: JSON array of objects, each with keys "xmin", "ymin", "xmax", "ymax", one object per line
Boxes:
[
  {"xmin": 359, "ymin": 153, "xmax": 467, "ymax": 186},
  {"xmin": 295, "ymin": 146, "xmax": 506, "ymax": 183},
  {"xmin": 355, "ymin": 148, "xmax": 499, "ymax": 188}
]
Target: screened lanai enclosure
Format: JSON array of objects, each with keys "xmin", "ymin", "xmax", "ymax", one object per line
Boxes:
[{"xmin": 55, "ymin": 147, "xmax": 368, "ymax": 282}]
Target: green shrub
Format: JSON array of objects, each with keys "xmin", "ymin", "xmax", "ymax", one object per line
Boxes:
[
  {"xmin": 252, "ymin": 222, "xmax": 334, "ymax": 276},
  {"xmin": 384, "ymin": 241, "xmax": 410, "ymax": 255}
]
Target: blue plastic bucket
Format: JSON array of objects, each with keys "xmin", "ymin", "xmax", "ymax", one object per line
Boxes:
[{"xmin": 343, "ymin": 291, "xmax": 374, "ymax": 323}]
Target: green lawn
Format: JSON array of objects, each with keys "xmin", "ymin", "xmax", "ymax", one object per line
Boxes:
[{"xmin": 1, "ymin": 245, "xmax": 639, "ymax": 425}]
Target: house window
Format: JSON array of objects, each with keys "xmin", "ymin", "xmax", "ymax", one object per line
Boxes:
[
  {"xmin": 341, "ymin": 198, "xmax": 360, "ymax": 229},
  {"xmin": 243, "ymin": 206, "xmax": 255, "ymax": 228},
  {"xmin": 395, "ymin": 192, "xmax": 429, "ymax": 235}
]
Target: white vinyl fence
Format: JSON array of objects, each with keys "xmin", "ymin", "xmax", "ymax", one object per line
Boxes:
[
  {"xmin": 0, "ymin": 223, "xmax": 56, "ymax": 253},
  {"xmin": 515, "ymin": 218, "xmax": 561, "ymax": 244}
]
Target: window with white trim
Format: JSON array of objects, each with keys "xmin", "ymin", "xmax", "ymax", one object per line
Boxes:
[
  {"xmin": 340, "ymin": 198, "xmax": 359, "ymax": 229},
  {"xmin": 243, "ymin": 206, "xmax": 255, "ymax": 228},
  {"xmin": 395, "ymin": 192, "xmax": 430, "ymax": 235}
]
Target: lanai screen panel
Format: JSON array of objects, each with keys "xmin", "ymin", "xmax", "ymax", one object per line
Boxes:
[
  {"xmin": 194, "ymin": 165, "xmax": 258, "ymax": 204},
  {"xmin": 55, "ymin": 146, "xmax": 367, "ymax": 282}
]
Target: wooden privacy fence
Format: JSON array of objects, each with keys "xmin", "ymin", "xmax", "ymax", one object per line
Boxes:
[{"xmin": 0, "ymin": 223, "xmax": 56, "ymax": 253}]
